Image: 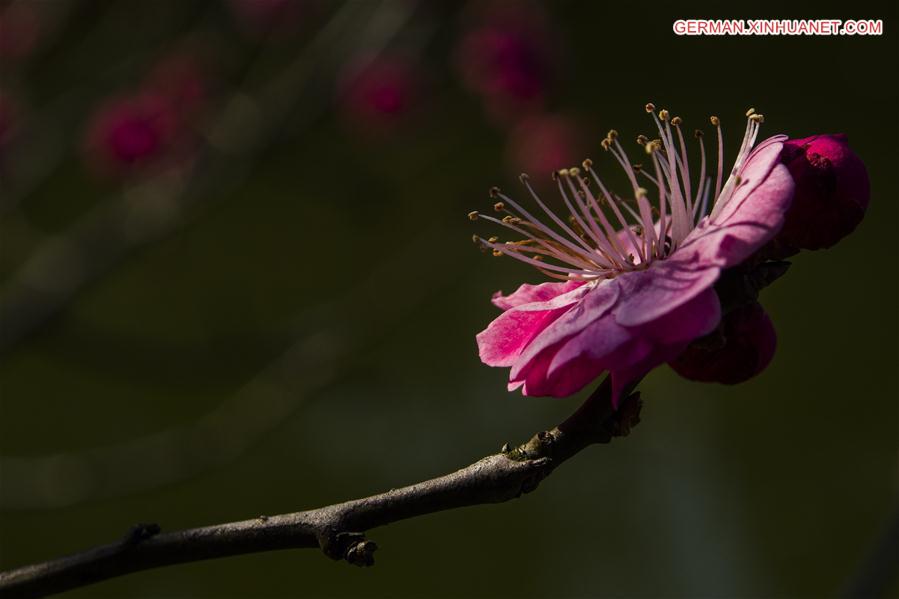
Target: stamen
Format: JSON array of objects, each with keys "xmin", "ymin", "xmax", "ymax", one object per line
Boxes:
[
  {"xmin": 711, "ymin": 116, "xmax": 724, "ymax": 200},
  {"xmin": 693, "ymin": 129, "xmax": 707, "ymax": 223},
  {"xmin": 586, "ymin": 162, "xmax": 644, "ymax": 262},
  {"xmin": 477, "ymin": 237, "xmax": 603, "ymax": 278},
  {"xmin": 515, "ymin": 178, "xmax": 602, "ymax": 258},
  {"xmin": 649, "ymin": 109, "xmax": 690, "ymax": 246},
  {"xmin": 670, "ymin": 117, "xmax": 694, "ymax": 218},
  {"xmin": 609, "ymin": 139, "xmax": 657, "ymax": 258},
  {"xmin": 556, "ymin": 170, "xmax": 618, "ymax": 264},
  {"xmin": 470, "ymin": 104, "xmax": 767, "ymax": 277},
  {"xmin": 478, "ymin": 213, "xmax": 600, "ymax": 271}
]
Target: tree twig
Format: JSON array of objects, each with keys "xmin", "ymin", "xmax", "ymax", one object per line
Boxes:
[{"xmin": 0, "ymin": 377, "xmax": 642, "ymax": 598}]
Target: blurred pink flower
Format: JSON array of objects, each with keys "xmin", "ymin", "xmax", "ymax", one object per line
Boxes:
[
  {"xmin": 472, "ymin": 106, "xmax": 796, "ymax": 404},
  {"xmin": 454, "ymin": 2, "xmax": 556, "ymax": 125},
  {"xmin": 669, "ymin": 302, "xmax": 777, "ymax": 384},
  {"xmin": 337, "ymin": 55, "xmax": 422, "ymax": 136},
  {"xmin": 773, "ymin": 134, "xmax": 869, "ymax": 253},
  {"xmin": 506, "ymin": 114, "xmax": 581, "ymax": 177},
  {"xmin": 83, "ymin": 93, "xmax": 181, "ymax": 177}
]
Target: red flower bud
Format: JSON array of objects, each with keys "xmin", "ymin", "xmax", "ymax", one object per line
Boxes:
[
  {"xmin": 775, "ymin": 134, "xmax": 869, "ymax": 252},
  {"xmin": 669, "ymin": 302, "xmax": 776, "ymax": 385}
]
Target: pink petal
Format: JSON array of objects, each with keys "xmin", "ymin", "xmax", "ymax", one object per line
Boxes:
[
  {"xmin": 608, "ymin": 287, "xmax": 721, "ymax": 405},
  {"xmin": 612, "ymin": 260, "xmax": 721, "ymax": 328},
  {"xmin": 514, "ymin": 287, "xmax": 721, "ymax": 401},
  {"xmin": 477, "ymin": 283, "xmax": 589, "ymax": 367},
  {"xmin": 676, "ymin": 144, "xmax": 794, "ymax": 270},
  {"xmin": 491, "ymin": 279, "xmax": 585, "ymax": 310},
  {"xmin": 715, "ymin": 140, "xmax": 792, "ymax": 226},
  {"xmin": 509, "ymin": 278, "xmax": 620, "ymax": 379},
  {"xmin": 639, "ymin": 285, "xmax": 721, "ymax": 345}
]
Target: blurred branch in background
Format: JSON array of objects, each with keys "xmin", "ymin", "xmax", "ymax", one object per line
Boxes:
[
  {"xmin": 0, "ymin": 223, "xmax": 458, "ymax": 510},
  {"xmin": 0, "ymin": 0, "xmax": 419, "ymax": 354},
  {"xmin": 0, "ymin": 377, "xmax": 642, "ymax": 598}
]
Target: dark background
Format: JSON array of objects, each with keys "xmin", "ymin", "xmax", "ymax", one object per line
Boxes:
[{"xmin": 1, "ymin": 0, "xmax": 897, "ymax": 597}]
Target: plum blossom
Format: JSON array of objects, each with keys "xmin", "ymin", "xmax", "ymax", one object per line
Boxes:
[
  {"xmin": 82, "ymin": 91, "xmax": 186, "ymax": 177},
  {"xmin": 337, "ymin": 55, "xmax": 422, "ymax": 136},
  {"xmin": 454, "ymin": 2, "xmax": 556, "ymax": 125},
  {"xmin": 471, "ymin": 105, "xmax": 795, "ymax": 404},
  {"xmin": 82, "ymin": 51, "xmax": 210, "ymax": 179}
]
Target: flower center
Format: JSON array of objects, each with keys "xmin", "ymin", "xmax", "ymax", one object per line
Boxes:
[{"xmin": 470, "ymin": 104, "xmax": 765, "ymax": 281}]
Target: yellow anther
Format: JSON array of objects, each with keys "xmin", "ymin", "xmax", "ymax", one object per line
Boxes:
[
  {"xmin": 749, "ymin": 114, "xmax": 764, "ymax": 123},
  {"xmin": 558, "ymin": 168, "xmax": 570, "ymax": 177},
  {"xmin": 710, "ymin": 116, "xmax": 720, "ymax": 126},
  {"xmin": 659, "ymin": 109, "xmax": 670, "ymax": 121},
  {"xmin": 636, "ymin": 134, "xmax": 648, "ymax": 145},
  {"xmin": 488, "ymin": 236, "xmax": 499, "ymax": 243},
  {"xmin": 600, "ymin": 138, "xmax": 611, "ymax": 151},
  {"xmin": 492, "ymin": 249, "xmax": 503, "ymax": 257},
  {"xmin": 671, "ymin": 116, "xmax": 682, "ymax": 126},
  {"xmin": 644, "ymin": 139, "xmax": 663, "ymax": 154},
  {"xmin": 645, "ymin": 102, "xmax": 656, "ymax": 113},
  {"xmin": 468, "ymin": 211, "xmax": 479, "ymax": 221},
  {"xmin": 607, "ymin": 129, "xmax": 618, "ymax": 140},
  {"xmin": 493, "ymin": 201, "xmax": 505, "ymax": 212},
  {"xmin": 745, "ymin": 107, "xmax": 756, "ymax": 117},
  {"xmin": 568, "ymin": 166, "xmax": 580, "ymax": 177},
  {"xmin": 636, "ymin": 187, "xmax": 648, "ymax": 197},
  {"xmin": 518, "ymin": 173, "xmax": 530, "ymax": 183},
  {"xmin": 582, "ymin": 158, "xmax": 593, "ymax": 170}
]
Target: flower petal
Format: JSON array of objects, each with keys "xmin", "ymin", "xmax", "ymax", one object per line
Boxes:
[
  {"xmin": 514, "ymin": 287, "xmax": 721, "ymax": 401},
  {"xmin": 477, "ymin": 283, "xmax": 589, "ymax": 367},
  {"xmin": 491, "ymin": 280, "xmax": 585, "ymax": 310},
  {"xmin": 509, "ymin": 278, "xmax": 620, "ymax": 379},
  {"xmin": 612, "ymin": 260, "xmax": 721, "ymax": 328}
]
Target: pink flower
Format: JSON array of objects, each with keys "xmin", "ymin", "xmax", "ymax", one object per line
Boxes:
[
  {"xmin": 669, "ymin": 302, "xmax": 777, "ymax": 384},
  {"xmin": 454, "ymin": 3, "xmax": 556, "ymax": 125},
  {"xmin": 83, "ymin": 93, "xmax": 180, "ymax": 176},
  {"xmin": 472, "ymin": 106, "xmax": 796, "ymax": 405},
  {"xmin": 337, "ymin": 55, "xmax": 422, "ymax": 137},
  {"xmin": 773, "ymin": 134, "xmax": 869, "ymax": 253}
]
